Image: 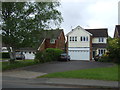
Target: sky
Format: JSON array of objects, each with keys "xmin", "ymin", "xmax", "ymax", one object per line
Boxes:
[{"xmin": 58, "ymin": 0, "xmax": 119, "ymax": 37}]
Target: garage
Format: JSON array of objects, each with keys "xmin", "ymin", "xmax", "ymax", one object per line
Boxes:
[
  {"xmin": 23, "ymin": 51, "xmax": 35, "ymax": 59},
  {"xmin": 68, "ymin": 49, "xmax": 90, "ymax": 60}
]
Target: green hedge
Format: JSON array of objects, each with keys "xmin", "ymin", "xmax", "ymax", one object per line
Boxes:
[
  {"xmin": 2, "ymin": 52, "xmax": 10, "ymax": 58},
  {"xmin": 35, "ymin": 48, "xmax": 63, "ymax": 63}
]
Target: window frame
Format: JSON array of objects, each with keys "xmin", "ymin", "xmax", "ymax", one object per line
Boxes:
[{"xmin": 50, "ymin": 39, "xmax": 56, "ymax": 44}]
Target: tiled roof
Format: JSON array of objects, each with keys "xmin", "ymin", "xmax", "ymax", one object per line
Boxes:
[
  {"xmin": 85, "ymin": 29, "xmax": 108, "ymax": 37},
  {"xmin": 16, "ymin": 29, "xmax": 63, "ymax": 51},
  {"xmin": 92, "ymin": 44, "xmax": 107, "ymax": 48}
]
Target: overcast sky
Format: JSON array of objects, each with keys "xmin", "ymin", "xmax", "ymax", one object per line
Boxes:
[{"xmin": 58, "ymin": 0, "xmax": 119, "ymax": 37}]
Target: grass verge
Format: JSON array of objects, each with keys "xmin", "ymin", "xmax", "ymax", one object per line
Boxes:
[
  {"xmin": 38, "ymin": 65, "xmax": 118, "ymax": 81},
  {"xmin": 2, "ymin": 59, "xmax": 37, "ymax": 71}
]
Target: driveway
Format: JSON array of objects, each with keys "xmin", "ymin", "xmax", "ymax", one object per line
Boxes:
[
  {"xmin": 13, "ymin": 60, "xmax": 114, "ymax": 73},
  {"xmin": 3, "ymin": 60, "xmax": 115, "ymax": 78}
]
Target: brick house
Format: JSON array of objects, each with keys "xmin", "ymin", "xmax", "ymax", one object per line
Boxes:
[
  {"xmin": 114, "ymin": 25, "xmax": 120, "ymax": 38},
  {"xmin": 66, "ymin": 26, "xmax": 108, "ymax": 61},
  {"xmin": 37, "ymin": 29, "xmax": 66, "ymax": 51}
]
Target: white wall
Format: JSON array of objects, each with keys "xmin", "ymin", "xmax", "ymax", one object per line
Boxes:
[
  {"xmin": 92, "ymin": 37, "xmax": 107, "ymax": 43},
  {"xmin": 68, "ymin": 26, "xmax": 91, "ymax": 47}
]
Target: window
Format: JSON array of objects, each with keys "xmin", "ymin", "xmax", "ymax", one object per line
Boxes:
[
  {"xmin": 50, "ymin": 39, "xmax": 55, "ymax": 44},
  {"xmin": 70, "ymin": 37, "xmax": 72, "ymax": 41},
  {"xmin": 70, "ymin": 36, "xmax": 77, "ymax": 42},
  {"xmin": 86, "ymin": 36, "xmax": 88, "ymax": 41},
  {"xmin": 98, "ymin": 49, "xmax": 106, "ymax": 56},
  {"xmin": 99, "ymin": 38, "xmax": 104, "ymax": 42},
  {"xmin": 80, "ymin": 36, "xmax": 88, "ymax": 41},
  {"xmin": 75, "ymin": 37, "xmax": 77, "ymax": 41},
  {"xmin": 72, "ymin": 37, "xmax": 74, "ymax": 41}
]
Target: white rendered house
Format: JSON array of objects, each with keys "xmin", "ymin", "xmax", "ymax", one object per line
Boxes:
[{"xmin": 66, "ymin": 26, "xmax": 108, "ymax": 61}]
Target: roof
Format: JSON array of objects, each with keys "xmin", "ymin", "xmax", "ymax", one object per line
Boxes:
[
  {"xmin": 92, "ymin": 44, "xmax": 107, "ymax": 48},
  {"xmin": 115, "ymin": 25, "xmax": 120, "ymax": 37},
  {"xmin": 34, "ymin": 29, "xmax": 64, "ymax": 49},
  {"xmin": 16, "ymin": 29, "xmax": 64, "ymax": 51},
  {"xmin": 85, "ymin": 28, "xmax": 108, "ymax": 37},
  {"xmin": 66, "ymin": 26, "xmax": 92, "ymax": 36}
]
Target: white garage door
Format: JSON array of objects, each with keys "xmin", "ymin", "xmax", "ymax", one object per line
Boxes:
[
  {"xmin": 23, "ymin": 52, "xmax": 35, "ymax": 59},
  {"xmin": 68, "ymin": 50, "xmax": 90, "ymax": 60}
]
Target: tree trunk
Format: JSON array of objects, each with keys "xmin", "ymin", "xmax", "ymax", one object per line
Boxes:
[{"xmin": 7, "ymin": 47, "xmax": 16, "ymax": 63}]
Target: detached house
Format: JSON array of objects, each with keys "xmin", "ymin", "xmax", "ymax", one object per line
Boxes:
[
  {"xmin": 114, "ymin": 25, "xmax": 120, "ymax": 38},
  {"xmin": 37, "ymin": 29, "xmax": 66, "ymax": 51},
  {"xmin": 66, "ymin": 26, "xmax": 108, "ymax": 61},
  {"xmin": 16, "ymin": 29, "xmax": 66, "ymax": 59}
]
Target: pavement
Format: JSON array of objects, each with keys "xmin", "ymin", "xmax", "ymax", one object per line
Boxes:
[
  {"xmin": 2, "ymin": 60, "xmax": 119, "ymax": 88},
  {"xmin": 32, "ymin": 78, "xmax": 119, "ymax": 88}
]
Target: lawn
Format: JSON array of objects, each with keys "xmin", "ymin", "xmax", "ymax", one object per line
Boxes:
[
  {"xmin": 2, "ymin": 59, "xmax": 37, "ymax": 71},
  {"xmin": 39, "ymin": 65, "xmax": 118, "ymax": 81}
]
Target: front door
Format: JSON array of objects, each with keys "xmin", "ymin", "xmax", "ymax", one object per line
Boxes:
[{"xmin": 93, "ymin": 51, "xmax": 96, "ymax": 58}]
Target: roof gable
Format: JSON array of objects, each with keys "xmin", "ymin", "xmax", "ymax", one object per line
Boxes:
[
  {"xmin": 85, "ymin": 28, "xmax": 108, "ymax": 37},
  {"xmin": 66, "ymin": 26, "xmax": 92, "ymax": 36}
]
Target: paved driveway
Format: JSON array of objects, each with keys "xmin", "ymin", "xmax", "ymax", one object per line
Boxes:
[
  {"xmin": 3, "ymin": 60, "xmax": 115, "ymax": 79},
  {"xmin": 16, "ymin": 60, "xmax": 114, "ymax": 73}
]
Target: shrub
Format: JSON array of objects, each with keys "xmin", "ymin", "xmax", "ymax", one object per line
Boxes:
[
  {"xmin": 2, "ymin": 52, "xmax": 10, "ymax": 58},
  {"xmin": 34, "ymin": 48, "xmax": 63, "ymax": 63},
  {"xmin": 45, "ymin": 48, "xmax": 63, "ymax": 61},
  {"xmin": 34, "ymin": 51, "xmax": 45, "ymax": 63}
]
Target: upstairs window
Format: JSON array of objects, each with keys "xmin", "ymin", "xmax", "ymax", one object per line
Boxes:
[
  {"xmin": 75, "ymin": 37, "xmax": 77, "ymax": 41},
  {"xmin": 70, "ymin": 37, "xmax": 72, "ymax": 41},
  {"xmin": 72, "ymin": 37, "xmax": 74, "ymax": 41},
  {"xmin": 99, "ymin": 38, "xmax": 104, "ymax": 42},
  {"xmin": 80, "ymin": 36, "xmax": 88, "ymax": 41},
  {"xmin": 70, "ymin": 36, "xmax": 77, "ymax": 42},
  {"xmin": 50, "ymin": 39, "xmax": 55, "ymax": 44}
]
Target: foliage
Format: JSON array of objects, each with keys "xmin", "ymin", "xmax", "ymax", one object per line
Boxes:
[
  {"xmin": 2, "ymin": 59, "xmax": 37, "ymax": 71},
  {"xmin": 39, "ymin": 65, "xmax": 118, "ymax": 81},
  {"xmin": 107, "ymin": 37, "xmax": 120, "ymax": 63},
  {"xmin": 35, "ymin": 48, "xmax": 63, "ymax": 63},
  {"xmin": 2, "ymin": 52, "xmax": 10, "ymax": 58},
  {"xmin": 1, "ymin": 2, "xmax": 63, "ymax": 61}
]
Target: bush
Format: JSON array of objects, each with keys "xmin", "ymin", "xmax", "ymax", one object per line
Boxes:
[
  {"xmin": 34, "ymin": 51, "xmax": 45, "ymax": 63},
  {"xmin": 2, "ymin": 52, "xmax": 10, "ymax": 58},
  {"xmin": 34, "ymin": 48, "xmax": 63, "ymax": 63},
  {"xmin": 98, "ymin": 53, "xmax": 111, "ymax": 62}
]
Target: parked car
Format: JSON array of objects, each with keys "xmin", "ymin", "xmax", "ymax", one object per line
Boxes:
[
  {"xmin": 15, "ymin": 52, "xmax": 25, "ymax": 60},
  {"xmin": 59, "ymin": 53, "xmax": 70, "ymax": 61}
]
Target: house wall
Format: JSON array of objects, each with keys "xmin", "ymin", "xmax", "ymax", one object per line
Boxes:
[
  {"xmin": 90, "ymin": 36, "xmax": 92, "ymax": 60},
  {"xmin": 68, "ymin": 27, "xmax": 91, "ymax": 48},
  {"xmin": 92, "ymin": 37, "xmax": 107, "ymax": 43},
  {"xmin": 45, "ymin": 39, "xmax": 56, "ymax": 49},
  {"xmin": 56, "ymin": 31, "xmax": 66, "ymax": 51}
]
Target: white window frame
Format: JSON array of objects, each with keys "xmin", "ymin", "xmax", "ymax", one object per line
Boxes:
[
  {"xmin": 80, "ymin": 36, "xmax": 88, "ymax": 42},
  {"xmin": 99, "ymin": 38, "xmax": 104, "ymax": 42},
  {"xmin": 98, "ymin": 49, "xmax": 106, "ymax": 56},
  {"xmin": 50, "ymin": 39, "xmax": 55, "ymax": 44},
  {"xmin": 70, "ymin": 36, "xmax": 77, "ymax": 42}
]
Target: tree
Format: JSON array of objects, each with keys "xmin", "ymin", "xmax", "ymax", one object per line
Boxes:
[
  {"xmin": 2, "ymin": 2, "xmax": 63, "ymax": 62},
  {"xmin": 107, "ymin": 37, "xmax": 120, "ymax": 63}
]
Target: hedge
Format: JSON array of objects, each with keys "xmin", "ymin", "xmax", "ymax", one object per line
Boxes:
[
  {"xmin": 2, "ymin": 52, "xmax": 10, "ymax": 58},
  {"xmin": 35, "ymin": 48, "xmax": 63, "ymax": 63}
]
